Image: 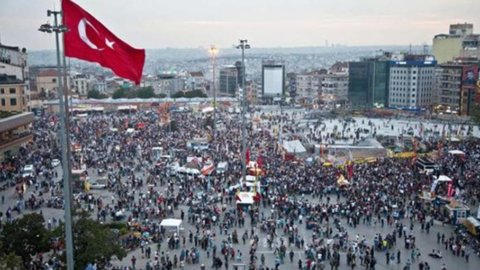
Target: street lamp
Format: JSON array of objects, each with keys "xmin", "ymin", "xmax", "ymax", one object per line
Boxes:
[
  {"xmin": 236, "ymin": 39, "xmax": 250, "ymax": 182},
  {"xmin": 209, "ymin": 45, "xmax": 218, "ymax": 142},
  {"xmin": 38, "ymin": 9, "xmax": 75, "ymax": 269}
]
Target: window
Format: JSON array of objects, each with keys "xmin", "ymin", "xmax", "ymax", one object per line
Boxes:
[
  {"xmin": 52, "ymin": 78, "xmax": 57, "ymax": 83},
  {"xmin": 0, "ymin": 88, "xmax": 4, "ymax": 94},
  {"xmin": 1, "ymin": 99, "xmax": 5, "ymax": 106},
  {"xmin": 9, "ymin": 88, "xmax": 16, "ymax": 94},
  {"xmin": 10, "ymin": 98, "xmax": 17, "ymax": 106}
]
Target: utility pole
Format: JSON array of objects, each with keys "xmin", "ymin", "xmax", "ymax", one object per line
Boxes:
[
  {"xmin": 209, "ymin": 45, "xmax": 218, "ymax": 142},
  {"xmin": 236, "ymin": 40, "xmax": 250, "ymax": 182}
]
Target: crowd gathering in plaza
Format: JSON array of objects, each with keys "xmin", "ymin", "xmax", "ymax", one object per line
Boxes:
[{"xmin": 1, "ymin": 104, "xmax": 480, "ymax": 270}]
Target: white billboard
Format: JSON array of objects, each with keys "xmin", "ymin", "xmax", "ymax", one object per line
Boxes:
[{"xmin": 263, "ymin": 66, "xmax": 284, "ymax": 96}]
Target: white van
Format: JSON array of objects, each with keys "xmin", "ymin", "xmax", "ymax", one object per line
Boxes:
[{"xmin": 22, "ymin": 165, "xmax": 35, "ymax": 178}]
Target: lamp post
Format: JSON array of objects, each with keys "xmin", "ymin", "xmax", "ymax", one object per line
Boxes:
[
  {"xmin": 236, "ymin": 39, "xmax": 250, "ymax": 182},
  {"xmin": 209, "ymin": 45, "xmax": 218, "ymax": 142},
  {"xmin": 39, "ymin": 10, "xmax": 75, "ymax": 269}
]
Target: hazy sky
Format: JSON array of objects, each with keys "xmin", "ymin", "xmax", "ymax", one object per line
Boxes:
[{"xmin": 0, "ymin": 0, "xmax": 479, "ymax": 50}]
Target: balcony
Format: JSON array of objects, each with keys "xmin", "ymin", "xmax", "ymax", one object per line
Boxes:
[{"xmin": 0, "ymin": 132, "xmax": 33, "ymax": 150}]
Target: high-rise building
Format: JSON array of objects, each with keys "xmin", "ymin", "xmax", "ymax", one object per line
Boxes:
[
  {"xmin": 348, "ymin": 56, "xmax": 390, "ymax": 109},
  {"xmin": 219, "ymin": 65, "xmax": 239, "ymax": 96},
  {"xmin": 433, "ymin": 23, "xmax": 480, "ymax": 63},
  {"xmin": 388, "ymin": 54, "xmax": 437, "ymax": 109}
]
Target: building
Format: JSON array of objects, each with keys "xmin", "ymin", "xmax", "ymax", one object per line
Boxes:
[
  {"xmin": 321, "ymin": 73, "xmax": 349, "ymax": 104},
  {"xmin": 0, "ymin": 111, "xmax": 34, "ymax": 160},
  {"xmin": 186, "ymin": 71, "xmax": 207, "ymax": 94},
  {"xmin": 36, "ymin": 69, "xmax": 59, "ymax": 99},
  {"xmin": 434, "ymin": 63, "xmax": 464, "ymax": 114},
  {"xmin": 219, "ymin": 65, "xmax": 239, "ymax": 96},
  {"xmin": 73, "ymin": 74, "xmax": 89, "ymax": 96},
  {"xmin": 286, "ymin": 73, "xmax": 297, "ymax": 101},
  {"xmin": 295, "ymin": 70, "xmax": 327, "ymax": 101},
  {"xmin": 0, "ymin": 74, "xmax": 29, "ymax": 112},
  {"xmin": 388, "ymin": 54, "xmax": 437, "ymax": 109},
  {"xmin": 154, "ymin": 73, "xmax": 185, "ymax": 97},
  {"xmin": 0, "ymin": 43, "xmax": 30, "ymax": 111},
  {"xmin": 433, "ymin": 23, "xmax": 480, "ymax": 63},
  {"xmin": 348, "ymin": 56, "xmax": 390, "ymax": 109}
]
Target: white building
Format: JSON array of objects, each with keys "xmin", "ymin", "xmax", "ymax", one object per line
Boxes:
[
  {"xmin": 187, "ymin": 72, "xmax": 206, "ymax": 93},
  {"xmin": 388, "ymin": 55, "xmax": 437, "ymax": 109}
]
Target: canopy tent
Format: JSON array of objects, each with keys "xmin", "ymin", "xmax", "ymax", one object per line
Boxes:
[
  {"xmin": 437, "ymin": 175, "xmax": 452, "ymax": 182},
  {"xmin": 235, "ymin": 192, "xmax": 255, "ymax": 205},
  {"xmin": 448, "ymin": 150, "xmax": 466, "ymax": 155},
  {"xmin": 160, "ymin": 219, "xmax": 183, "ymax": 234},
  {"xmin": 282, "ymin": 140, "xmax": 307, "ymax": 154}
]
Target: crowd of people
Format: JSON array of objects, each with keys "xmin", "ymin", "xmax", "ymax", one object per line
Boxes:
[{"xmin": 1, "ymin": 104, "xmax": 480, "ymax": 270}]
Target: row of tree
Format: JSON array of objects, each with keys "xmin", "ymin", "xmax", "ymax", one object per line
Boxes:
[{"xmin": 87, "ymin": 87, "xmax": 208, "ymax": 99}]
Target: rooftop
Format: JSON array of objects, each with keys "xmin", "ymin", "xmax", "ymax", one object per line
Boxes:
[
  {"xmin": 37, "ymin": 69, "xmax": 59, "ymax": 77},
  {"xmin": 0, "ymin": 112, "xmax": 34, "ymax": 133},
  {"xmin": 0, "ymin": 74, "xmax": 23, "ymax": 85},
  {"xmin": 0, "ymin": 111, "xmax": 21, "ymax": 119}
]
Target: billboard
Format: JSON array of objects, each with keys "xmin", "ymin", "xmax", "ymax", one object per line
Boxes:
[
  {"xmin": 462, "ymin": 65, "xmax": 479, "ymax": 85},
  {"xmin": 262, "ymin": 65, "xmax": 284, "ymax": 96}
]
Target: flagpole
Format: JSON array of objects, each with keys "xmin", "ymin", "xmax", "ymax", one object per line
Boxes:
[{"xmin": 39, "ymin": 8, "xmax": 75, "ymax": 269}]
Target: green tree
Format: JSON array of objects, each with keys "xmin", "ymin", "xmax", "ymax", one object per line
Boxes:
[
  {"xmin": 156, "ymin": 93, "xmax": 167, "ymax": 98},
  {"xmin": 184, "ymin": 90, "xmax": 207, "ymax": 98},
  {"xmin": 0, "ymin": 213, "xmax": 50, "ymax": 267},
  {"xmin": 112, "ymin": 88, "xmax": 127, "ymax": 99},
  {"xmin": 87, "ymin": 89, "xmax": 101, "ymax": 99},
  {"xmin": 172, "ymin": 91, "xmax": 184, "ymax": 98},
  {"xmin": 136, "ymin": 86, "xmax": 156, "ymax": 99},
  {"xmin": 53, "ymin": 213, "xmax": 126, "ymax": 269},
  {"xmin": 471, "ymin": 104, "xmax": 480, "ymax": 125}
]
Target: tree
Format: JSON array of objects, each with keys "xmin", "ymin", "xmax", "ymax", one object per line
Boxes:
[
  {"xmin": 136, "ymin": 86, "xmax": 156, "ymax": 99},
  {"xmin": 184, "ymin": 90, "xmax": 207, "ymax": 98},
  {"xmin": 471, "ymin": 104, "xmax": 480, "ymax": 125},
  {"xmin": 0, "ymin": 213, "xmax": 50, "ymax": 267},
  {"xmin": 156, "ymin": 93, "xmax": 167, "ymax": 98},
  {"xmin": 53, "ymin": 212, "xmax": 126, "ymax": 269},
  {"xmin": 112, "ymin": 88, "xmax": 127, "ymax": 99},
  {"xmin": 87, "ymin": 89, "xmax": 105, "ymax": 99},
  {"xmin": 172, "ymin": 91, "xmax": 184, "ymax": 98}
]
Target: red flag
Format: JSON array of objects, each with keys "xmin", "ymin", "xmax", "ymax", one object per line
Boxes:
[
  {"xmin": 62, "ymin": 0, "xmax": 145, "ymax": 84},
  {"xmin": 246, "ymin": 148, "xmax": 250, "ymax": 165}
]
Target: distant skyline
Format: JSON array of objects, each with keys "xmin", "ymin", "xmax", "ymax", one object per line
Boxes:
[{"xmin": 0, "ymin": 0, "xmax": 479, "ymax": 50}]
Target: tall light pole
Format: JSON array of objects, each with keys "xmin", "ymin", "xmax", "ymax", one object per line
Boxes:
[
  {"xmin": 236, "ymin": 39, "xmax": 250, "ymax": 182},
  {"xmin": 39, "ymin": 10, "xmax": 75, "ymax": 269},
  {"xmin": 209, "ymin": 45, "xmax": 218, "ymax": 142}
]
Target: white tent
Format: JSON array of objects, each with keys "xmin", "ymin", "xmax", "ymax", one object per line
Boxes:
[
  {"xmin": 160, "ymin": 219, "xmax": 183, "ymax": 234},
  {"xmin": 282, "ymin": 140, "xmax": 307, "ymax": 154},
  {"xmin": 448, "ymin": 150, "xmax": 465, "ymax": 155},
  {"xmin": 236, "ymin": 192, "xmax": 255, "ymax": 205},
  {"xmin": 437, "ymin": 175, "xmax": 452, "ymax": 182}
]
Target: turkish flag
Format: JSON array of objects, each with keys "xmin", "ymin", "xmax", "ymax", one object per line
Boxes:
[{"xmin": 62, "ymin": 0, "xmax": 145, "ymax": 84}]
